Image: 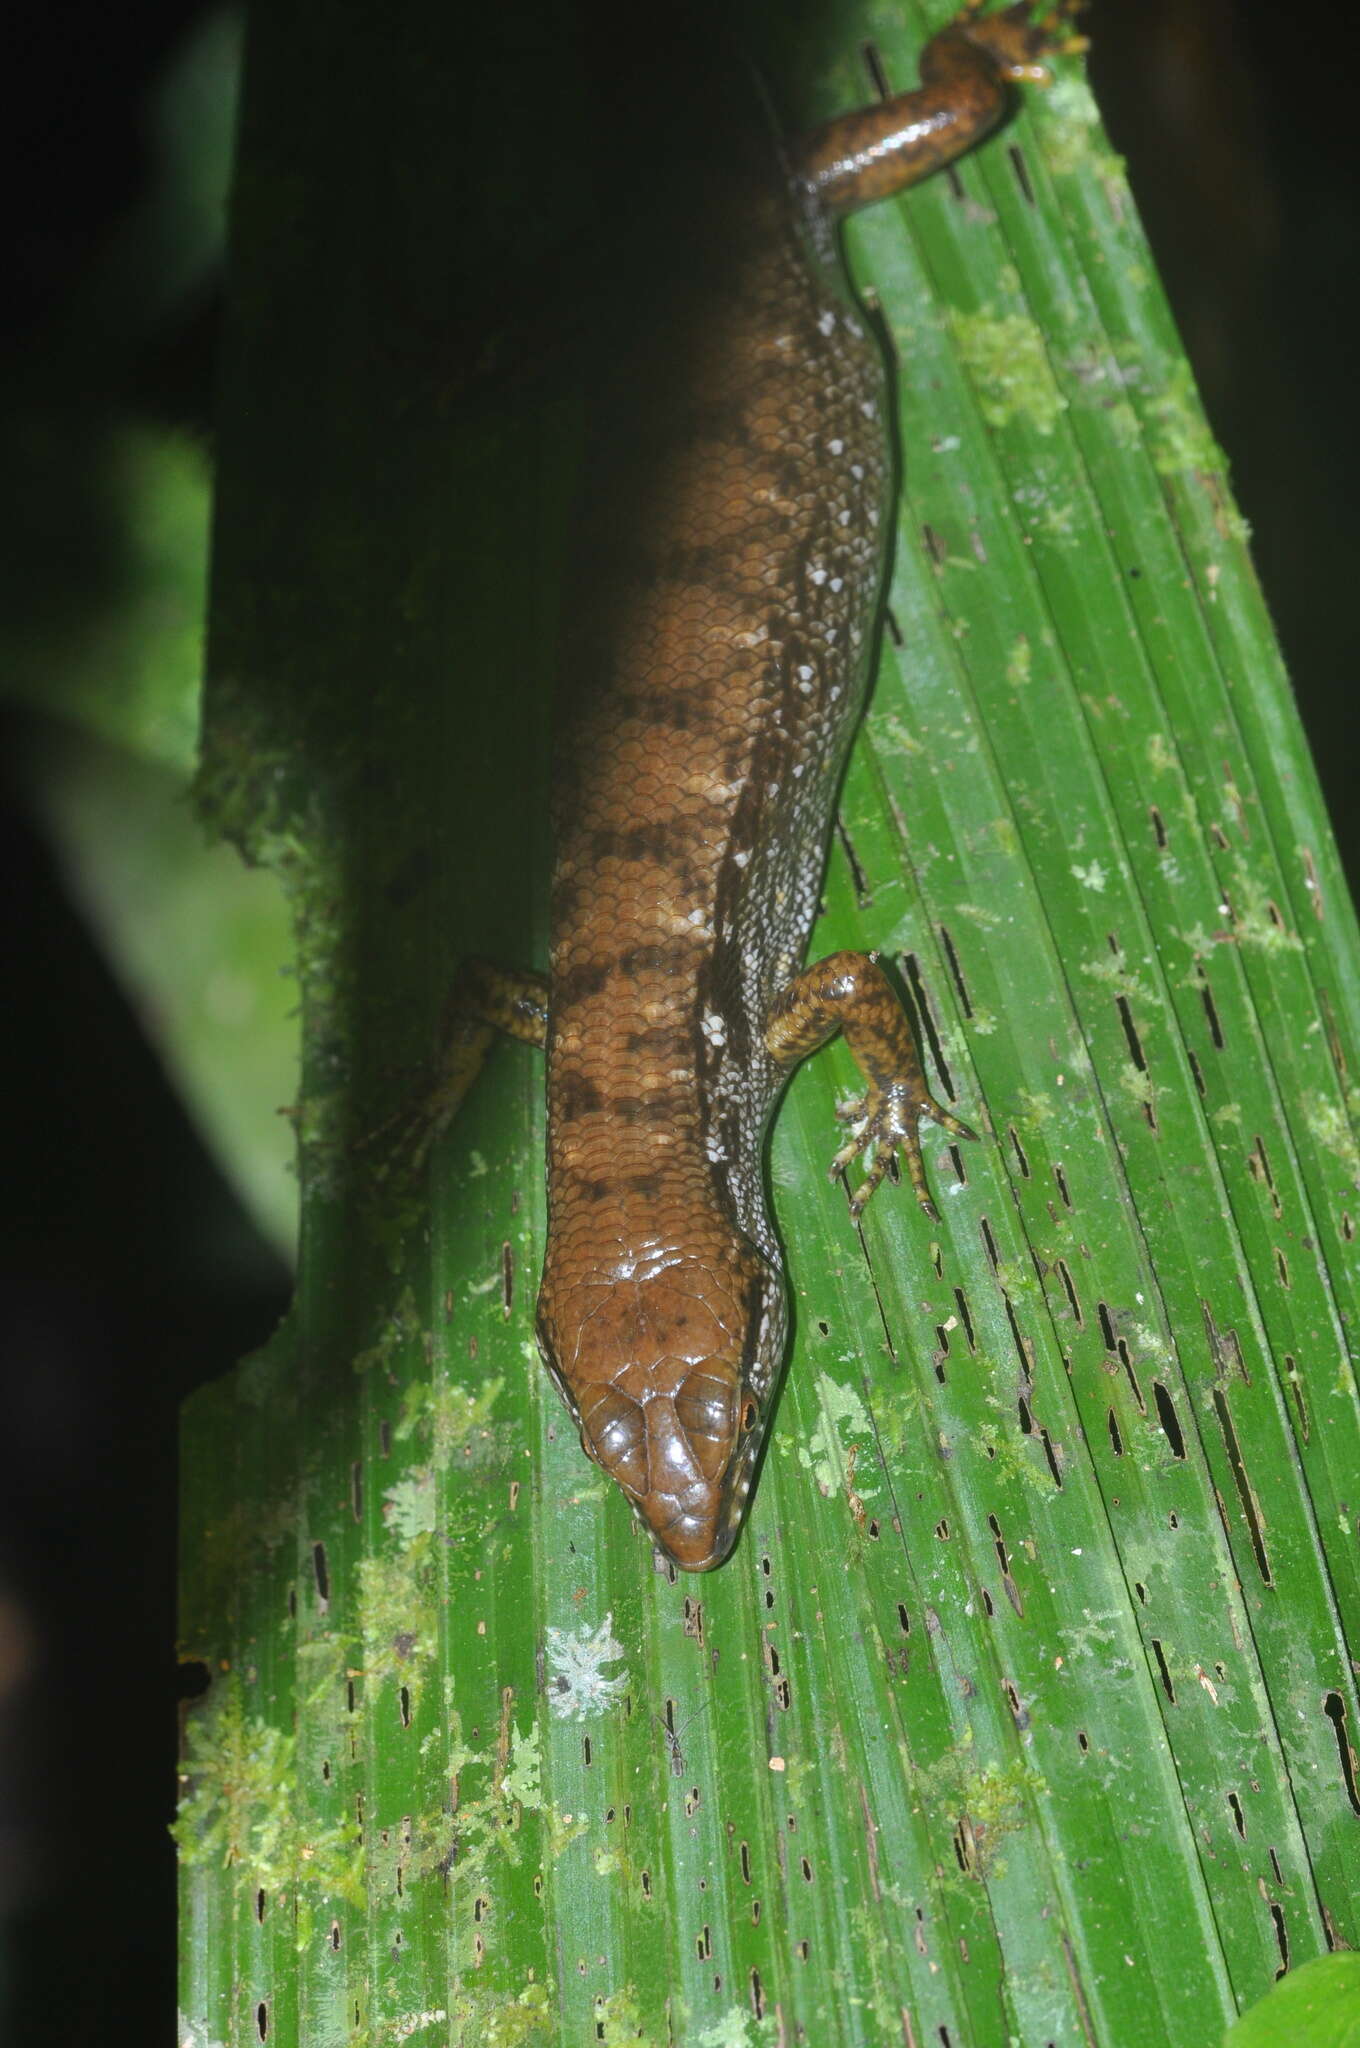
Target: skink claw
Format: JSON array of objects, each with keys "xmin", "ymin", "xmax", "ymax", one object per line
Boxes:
[{"xmin": 830, "ymin": 1081, "xmax": 975, "ymax": 1221}]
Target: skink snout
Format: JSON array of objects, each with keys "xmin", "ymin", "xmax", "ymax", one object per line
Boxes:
[{"xmin": 647, "ymin": 1487, "xmax": 741, "ymax": 1573}]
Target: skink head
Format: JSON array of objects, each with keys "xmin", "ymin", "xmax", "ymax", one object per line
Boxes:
[{"xmin": 536, "ymin": 1233, "xmax": 786, "ymax": 1571}]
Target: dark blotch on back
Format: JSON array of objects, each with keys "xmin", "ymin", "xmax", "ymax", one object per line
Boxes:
[
  {"xmin": 555, "ymin": 1070, "xmax": 605, "ymax": 1119},
  {"xmin": 585, "ymin": 822, "xmax": 691, "ymax": 865}
]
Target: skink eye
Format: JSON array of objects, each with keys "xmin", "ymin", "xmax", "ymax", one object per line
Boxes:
[{"xmin": 740, "ymin": 1397, "xmax": 758, "ymax": 1433}]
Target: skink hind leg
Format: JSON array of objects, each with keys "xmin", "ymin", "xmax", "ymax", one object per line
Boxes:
[
  {"xmin": 362, "ymin": 958, "xmax": 548, "ymax": 1179},
  {"xmin": 766, "ymin": 950, "xmax": 975, "ymax": 1222},
  {"xmin": 793, "ymin": 0, "xmax": 1086, "ymax": 220}
]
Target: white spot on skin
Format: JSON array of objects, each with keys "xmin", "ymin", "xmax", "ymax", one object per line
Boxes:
[
  {"xmin": 818, "ymin": 310, "xmax": 836, "ymax": 336},
  {"xmin": 828, "ymin": 438, "xmax": 844, "ymax": 455},
  {"xmin": 702, "ymin": 1011, "xmax": 727, "ymax": 1047}
]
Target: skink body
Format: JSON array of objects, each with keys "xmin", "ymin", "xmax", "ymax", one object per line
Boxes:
[
  {"xmin": 437, "ymin": 5, "xmax": 1076, "ymax": 1569},
  {"xmin": 537, "ymin": 83, "xmax": 901, "ymax": 1568}
]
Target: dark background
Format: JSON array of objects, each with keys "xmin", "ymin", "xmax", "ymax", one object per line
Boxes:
[{"xmin": 1, "ymin": 0, "xmax": 1353, "ymax": 2037}]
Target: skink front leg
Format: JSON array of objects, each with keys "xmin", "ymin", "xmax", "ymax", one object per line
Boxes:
[
  {"xmin": 766, "ymin": 950, "xmax": 976, "ymax": 1220},
  {"xmin": 425, "ymin": 956, "xmax": 548, "ymax": 1139}
]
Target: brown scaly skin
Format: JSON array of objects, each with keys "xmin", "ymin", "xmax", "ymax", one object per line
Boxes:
[{"xmin": 422, "ymin": 5, "xmax": 1079, "ymax": 1571}]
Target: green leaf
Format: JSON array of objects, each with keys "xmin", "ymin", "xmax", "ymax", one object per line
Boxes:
[
  {"xmin": 179, "ymin": 2, "xmax": 1360, "ymax": 2044},
  {"xmin": 30, "ymin": 726, "xmax": 298, "ymax": 1260},
  {"xmin": 1225, "ymin": 1956, "xmax": 1360, "ymax": 2048}
]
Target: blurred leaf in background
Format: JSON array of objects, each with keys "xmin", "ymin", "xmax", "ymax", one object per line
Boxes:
[
  {"xmin": 0, "ymin": 9, "xmax": 293, "ymax": 2042},
  {"xmin": 1, "ymin": 6, "xmax": 297, "ymax": 1261},
  {"xmin": 1225, "ymin": 1955, "xmax": 1360, "ymax": 2048}
]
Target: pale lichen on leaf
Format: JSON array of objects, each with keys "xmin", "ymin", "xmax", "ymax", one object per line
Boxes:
[
  {"xmin": 352, "ymin": 1285, "xmax": 424, "ymax": 1376},
  {"xmin": 1299, "ymin": 1095, "xmax": 1360, "ymax": 1177},
  {"xmin": 1069, "ymin": 859, "xmax": 1108, "ymax": 893},
  {"xmin": 172, "ymin": 1676, "xmax": 364, "ymax": 1909},
  {"xmin": 383, "ymin": 1470, "xmax": 438, "ymax": 1543},
  {"xmin": 544, "ymin": 1611, "xmax": 629, "ymax": 1720},
  {"xmin": 595, "ymin": 1986, "xmax": 665, "ymax": 2048},
  {"xmin": 502, "ymin": 1719, "xmax": 543, "ymax": 1807},
  {"xmin": 1038, "ymin": 74, "xmax": 1100, "ymax": 179},
  {"xmin": 178, "ymin": 2014, "xmax": 226, "ymax": 2048},
  {"xmin": 450, "ymin": 1983, "xmax": 554, "ymax": 2047},
  {"xmin": 695, "ymin": 2010, "xmax": 780, "ymax": 2048},
  {"xmin": 396, "ymin": 1372, "xmax": 506, "ymax": 1471},
  {"xmin": 909, "ymin": 1736, "xmax": 1046, "ymax": 1888},
  {"xmin": 795, "ymin": 1371, "xmax": 877, "ymax": 1499},
  {"xmin": 389, "ymin": 2012, "xmax": 449, "ymax": 2042},
  {"xmin": 948, "ymin": 308, "xmax": 1068, "ymax": 436},
  {"xmin": 358, "ymin": 1528, "xmax": 438, "ymax": 1694}
]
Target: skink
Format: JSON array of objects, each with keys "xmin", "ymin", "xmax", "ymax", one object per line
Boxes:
[{"xmin": 426, "ymin": 3, "xmax": 1078, "ymax": 1570}]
